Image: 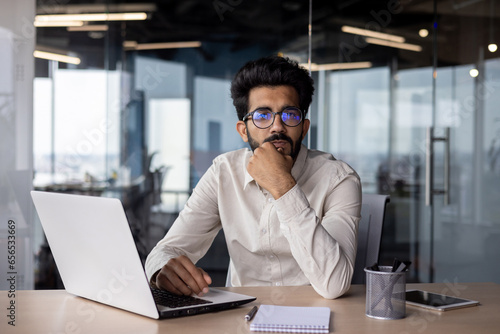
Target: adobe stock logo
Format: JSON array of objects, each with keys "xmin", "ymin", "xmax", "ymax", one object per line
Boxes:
[
  {"xmin": 340, "ymin": 0, "xmax": 405, "ymax": 62},
  {"xmin": 140, "ymin": 64, "xmax": 170, "ymax": 91},
  {"xmin": 95, "ymin": 268, "xmax": 135, "ymax": 304},
  {"xmin": 45, "ymin": 268, "xmax": 136, "ymax": 334},
  {"xmin": 213, "ymin": 0, "xmax": 244, "ymax": 22},
  {"xmin": 61, "ymin": 118, "xmax": 112, "ymax": 168}
]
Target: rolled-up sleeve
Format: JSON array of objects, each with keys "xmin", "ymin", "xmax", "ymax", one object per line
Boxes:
[{"xmin": 275, "ymin": 166, "xmax": 361, "ymax": 299}]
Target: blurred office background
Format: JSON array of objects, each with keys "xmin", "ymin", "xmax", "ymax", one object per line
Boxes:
[{"xmin": 1, "ymin": 0, "xmax": 500, "ymax": 290}]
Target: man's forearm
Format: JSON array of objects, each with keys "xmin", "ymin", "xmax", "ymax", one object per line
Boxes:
[{"xmin": 275, "ymin": 181, "xmax": 361, "ymax": 299}]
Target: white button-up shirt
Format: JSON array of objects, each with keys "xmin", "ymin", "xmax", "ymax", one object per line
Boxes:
[{"xmin": 145, "ymin": 144, "xmax": 361, "ymax": 299}]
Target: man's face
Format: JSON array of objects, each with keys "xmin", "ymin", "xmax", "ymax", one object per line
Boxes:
[{"xmin": 236, "ymin": 85, "xmax": 310, "ymax": 161}]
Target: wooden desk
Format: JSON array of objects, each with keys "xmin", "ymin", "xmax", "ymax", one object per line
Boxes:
[{"xmin": 2, "ymin": 283, "xmax": 499, "ymax": 333}]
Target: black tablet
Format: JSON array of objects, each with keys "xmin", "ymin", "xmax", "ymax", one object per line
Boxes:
[{"xmin": 406, "ymin": 289, "xmax": 479, "ymax": 311}]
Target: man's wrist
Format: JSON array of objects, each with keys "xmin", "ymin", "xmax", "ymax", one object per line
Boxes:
[
  {"xmin": 270, "ymin": 176, "xmax": 296, "ymax": 199},
  {"xmin": 150, "ymin": 269, "xmax": 160, "ymax": 287},
  {"xmin": 274, "ymin": 184, "xmax": 309, "ymax": 224}
]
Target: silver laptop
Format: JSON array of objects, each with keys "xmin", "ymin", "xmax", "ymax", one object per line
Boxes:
[{"xmin": 31, "ymin": 190, "xmax": 255, "ymax": 319}]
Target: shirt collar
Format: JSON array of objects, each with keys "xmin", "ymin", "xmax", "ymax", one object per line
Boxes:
[{"xmin": 243, "ymin": 144, "xmax": 307, "ymax": 190}]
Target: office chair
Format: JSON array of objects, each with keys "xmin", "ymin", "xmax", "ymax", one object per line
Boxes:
[
  {"xmin": 351, "ymin": 193, "xmax": 390, "ymax": 284},
  {"xmin": 226, "ymin": 193, "xmax": 390, "ymax": 287}
]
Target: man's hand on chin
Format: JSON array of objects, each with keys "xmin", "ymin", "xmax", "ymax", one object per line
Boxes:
[{"xmin": 247, "ymin": 142, "xmax": 296, "ymax": 199}]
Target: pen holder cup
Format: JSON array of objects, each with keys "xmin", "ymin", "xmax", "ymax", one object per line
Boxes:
[{"xmin": 365, "ymin": 266, "xmax": 406, "ymax": 320}]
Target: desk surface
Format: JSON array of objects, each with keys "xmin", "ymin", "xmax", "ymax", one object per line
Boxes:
[{"xmin": 3, "ymin": 283, "xmax": 499, "ymax": 333}]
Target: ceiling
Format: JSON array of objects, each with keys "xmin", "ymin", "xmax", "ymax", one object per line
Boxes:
[{"xmin": 35, "ymin": 0, "xmax": 500, "ymax": 72}]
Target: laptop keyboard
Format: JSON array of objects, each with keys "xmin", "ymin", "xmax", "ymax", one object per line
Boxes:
[{"xmin": 151, "ymin": 288, "xmax": 213, "ymax": 308}]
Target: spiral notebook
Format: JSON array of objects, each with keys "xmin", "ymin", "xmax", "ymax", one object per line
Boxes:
[{"xmin": 250, "ymin": 305, "xmax": 330, "ymax": 333}]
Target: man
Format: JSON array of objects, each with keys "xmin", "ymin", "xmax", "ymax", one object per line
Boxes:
[{"xmin": 145, "ymin": 55, "xmax": 361, "ymax": 299}]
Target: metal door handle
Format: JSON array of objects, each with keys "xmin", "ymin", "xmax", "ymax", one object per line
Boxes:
[
  {"xmin": 443, "ymin": 128, "xmax": 450, "ymax": 205},
  {"xmin": 425, "ymin": 128, "xmax": 433, "ymax": 206},
  {"xmin": 425, "ymin": 127, "xmax": 450, "ymax": 206}
]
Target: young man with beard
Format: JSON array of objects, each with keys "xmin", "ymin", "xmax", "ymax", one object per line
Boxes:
[{"xmin": 145, "ymin": 55, "xmax": 361, "ymax": 299}]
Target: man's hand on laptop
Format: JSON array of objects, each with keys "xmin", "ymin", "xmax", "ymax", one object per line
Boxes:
[{"xmin": 153, "ymin": 255, "xmax": 212, "ymax": 297}]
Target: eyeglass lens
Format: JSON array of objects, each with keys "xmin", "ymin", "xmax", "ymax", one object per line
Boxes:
[{"xmin": 252, "ymin": 108, "xmax": 302, "ymax": 128}]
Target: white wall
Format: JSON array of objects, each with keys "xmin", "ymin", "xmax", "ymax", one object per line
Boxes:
[{"xmin": 0, "ymin": 0, "xmax": 35, "ymax": 290}]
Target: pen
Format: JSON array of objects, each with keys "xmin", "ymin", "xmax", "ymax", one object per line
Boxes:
[{"xmin": 245, "ymin": 306, "xmax": 258, "ymax": 321}]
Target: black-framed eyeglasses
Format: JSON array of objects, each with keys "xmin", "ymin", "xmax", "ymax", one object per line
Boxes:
[{"xmin": 242, "ymin": 107, "xmax": 303, "ymax": 129}]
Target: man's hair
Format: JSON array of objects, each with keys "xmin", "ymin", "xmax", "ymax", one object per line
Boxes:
[{"xmin": 230, "ymin": 55, "xmax": 315, "ymax": 121}]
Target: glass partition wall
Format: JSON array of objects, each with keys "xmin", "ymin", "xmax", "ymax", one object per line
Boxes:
[
  {"xmin": 33, "ymin": 0, "xmax": 500, "ymax": 288},
  {"xmin": 313, "ymin": 0, "xmax": 500, "ymax": 284}
]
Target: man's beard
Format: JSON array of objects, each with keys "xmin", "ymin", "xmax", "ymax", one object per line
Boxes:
[{"xmin": 247, "ymin": 131, "xmax": 302, "ymax": 161}]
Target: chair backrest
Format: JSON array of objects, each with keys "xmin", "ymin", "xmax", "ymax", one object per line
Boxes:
[{"xmin": 351, "ymin": 193, "xmax": 390, "ymax": 284}]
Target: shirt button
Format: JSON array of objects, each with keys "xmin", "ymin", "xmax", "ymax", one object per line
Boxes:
[
  {"xmin": 275, "ymin": 282, "xmax": 282, "ymax": 286},
  {"xmin": 268, "ymin": 198, "xmax": 274, "ymax": 203},
  {"xmin": 269, "ymin": 255, "xmax": 274, "ymax": 259},
  {"xmin": 262, "ymin": 229, "xmax": 266, "ymax": 234}
]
